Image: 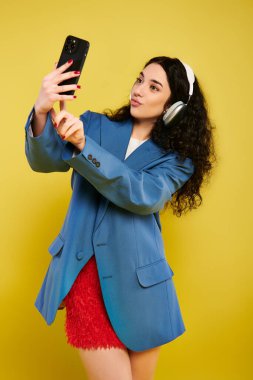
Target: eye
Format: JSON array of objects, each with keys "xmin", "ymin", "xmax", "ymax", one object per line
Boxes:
[
  {"xmin": 135, "ymin": 77, "xmax": 159, "ymax": 91},
  {"xmin": 150, "ymin": 85, "xmax": 159, "ymax": 91}
]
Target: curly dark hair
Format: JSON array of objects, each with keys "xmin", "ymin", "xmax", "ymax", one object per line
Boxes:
[{"xmin": 102, "ymin": 56, "xmax": 217, "ymax": 217}]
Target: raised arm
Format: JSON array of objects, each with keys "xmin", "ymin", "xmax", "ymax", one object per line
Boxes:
[
  {"xmin": 25, "ymin": 105, "xmax": 70, "ymax": 172},
  {"xmin": 24, "ymin": 59, "xmax": 82, "ymax": 173},
  {"xmin": 61, "ymin": 134, "xmax": 195, "ymax": 215}
]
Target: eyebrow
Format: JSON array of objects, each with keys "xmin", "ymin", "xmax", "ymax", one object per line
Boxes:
[{"xmin": 139, "ymin": 71, "xmax": 163, "ymax": 88}]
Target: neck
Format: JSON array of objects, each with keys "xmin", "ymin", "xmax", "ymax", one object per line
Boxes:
[{"xmin": 132, "ymin": 118, "xmax": 155, "ymax": 140}]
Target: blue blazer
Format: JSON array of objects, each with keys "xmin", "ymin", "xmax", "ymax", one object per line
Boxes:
[{"xmin": 24, "ymin": 106, "xmax": 195, "ymax": 352}]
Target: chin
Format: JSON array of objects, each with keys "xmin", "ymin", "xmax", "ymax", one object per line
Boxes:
[
  {"xmin": 129, "ymin": 108, "xmax": 136, "ymax": 118},
  {"xmin": 130, "ymin": 108, "xmax": 154, "ymax": 120},
  {"xmin": 130, "ymin": 107, "xmax": 143, "ymax": 117}
]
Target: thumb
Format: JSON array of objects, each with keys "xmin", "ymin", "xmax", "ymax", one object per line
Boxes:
[
  {"xmin": 54, "ymin": 61, "xmax": 66, "ymax": 111},
  {"xmin": 60, "ymin": 99, "xmax": 66, "ymax": 112},
  {"xmin": 54, "ymin": 61, "xmax": 66, "ymax": 112},
  {"xmin": 50, "ymin": 107, "xmax": 57, "ymax": 122}
]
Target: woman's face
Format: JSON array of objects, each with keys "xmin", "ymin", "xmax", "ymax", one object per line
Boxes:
[{"xmin": 130, "ymin": 63, "xmax": 171, "ymax": 124}]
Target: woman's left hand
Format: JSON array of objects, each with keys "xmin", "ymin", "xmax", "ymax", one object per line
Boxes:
[{"xmin": 50, "ymin": 99, "xmax": 86, "ymax": 152}]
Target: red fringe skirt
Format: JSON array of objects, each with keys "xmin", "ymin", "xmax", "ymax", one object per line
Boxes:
[{"xmin": 63, "ymin": 254, "xmax": 126, "ymax": 350}]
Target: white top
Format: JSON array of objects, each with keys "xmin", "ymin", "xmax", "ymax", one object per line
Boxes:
[{"xmin": 124, "ymin": 137, "xmax": 149, "ymax": 159}]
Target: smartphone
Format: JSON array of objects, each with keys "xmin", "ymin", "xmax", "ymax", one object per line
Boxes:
[{"xmin": 56, "ymin": 35, "xmax": 90, "ymax": 95}]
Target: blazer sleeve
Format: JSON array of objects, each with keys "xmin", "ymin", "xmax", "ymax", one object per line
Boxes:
[
  {"xmin": 61, "ymin": 126, "xmax": 195, "ymax": 216},
  {"xmin": 24, "ymin": 105, "xmax": 71, "ymax": 172}
]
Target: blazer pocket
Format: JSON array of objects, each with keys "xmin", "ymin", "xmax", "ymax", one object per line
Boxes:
[
  {"xmin": 48, "ymin": 234, "xmax": 64, "ymax": 257},
  {"xmin": 136, "ymin": 258, "xmax": 174, "ymax": 287}
]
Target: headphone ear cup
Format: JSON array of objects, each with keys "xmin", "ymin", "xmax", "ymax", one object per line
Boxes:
[{"xmin": 163, "ymin": 101, "xmax": 187, "ymax": 126}]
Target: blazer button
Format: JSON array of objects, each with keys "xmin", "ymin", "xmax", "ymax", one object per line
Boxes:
[
  {"xmin": 92, "ymin": 158, "xmax": 97, "ymax": 164},
  {"xmin": 88, "ymin": 154, "xmax": 92, "ymax": 160},
  {"xmin": 95, "ymin": 162, "xmax": 100, "ymax": 167},
  {"xmin": 76, "ymin": 251, "xmax": 84, "ymax": 260}
]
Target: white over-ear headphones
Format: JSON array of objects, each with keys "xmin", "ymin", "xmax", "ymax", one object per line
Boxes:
[{"xmin": 162, "ymin": 61, "xmax": 195, "ymax": 126}]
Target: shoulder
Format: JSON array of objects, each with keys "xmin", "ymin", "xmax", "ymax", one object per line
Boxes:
[
  {"xmin": 79, "ymin": 109, "xmax": 125, "ymax": 124},
  {"xmin": 165, "ymin": 151, "xmax": 195, "ymax": 175},
  {"xmin": 79, "ymin": 109, "xmax": 102, "ymax": 126},
  {"xmin": 79, "ymin": 110, "xmax": 127, "ymax": 133}
]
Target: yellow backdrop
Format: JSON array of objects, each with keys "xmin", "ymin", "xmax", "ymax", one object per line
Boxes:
[{"xmin": 1, "ymin": 0, "xmax": 252, "ymax": 379}]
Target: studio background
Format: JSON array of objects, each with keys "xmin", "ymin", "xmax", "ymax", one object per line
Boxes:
[{"xmin": 1, "ymin": 0, "xmax": 252, "ymax": 379}]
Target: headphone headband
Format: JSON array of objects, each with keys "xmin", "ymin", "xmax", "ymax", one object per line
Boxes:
[{"xmin": 181, "ymin": 61, "xmax": 195, "ymax": 101}]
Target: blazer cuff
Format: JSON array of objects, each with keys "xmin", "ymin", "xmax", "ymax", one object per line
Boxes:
[
  {"xmin": 62, "ymin": 134, "xmax": 107, "ymax": 166},
  {"xmin": 24, "ymin": 105, "xmax": 57, "ymax": 143}
]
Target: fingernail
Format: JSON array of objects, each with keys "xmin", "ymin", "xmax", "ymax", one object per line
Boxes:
[
  {"xmin": 54, "ymin": 122, "xmax": 58, "ymax": 128},
  {"xmin": 68, "ymin": 59, "xmax": 73, "ymax": 64},
  {"xmin": 73, "ymin": 95, "xmax": 77, "ymax": 98},
  {"xmin": 74, "ymin": 71, "xmax": 80, "ymax": 74},
  {"xmin": 77, "ymin": 85, "xmax": 81, "ymax": 89},
  {"xmin": 62, "ymin": 135, "xmax": 66, "ymax": 139}
]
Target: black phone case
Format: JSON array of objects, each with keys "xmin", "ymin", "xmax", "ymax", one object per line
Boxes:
[{"xmin": 56, "ymin": 35, "xmax": 90, "ymax": 95}]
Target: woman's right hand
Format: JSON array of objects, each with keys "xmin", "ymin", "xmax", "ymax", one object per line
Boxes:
[{"xmin": 34, "ymin": 59, "xmax": 81, "ymax": 115}]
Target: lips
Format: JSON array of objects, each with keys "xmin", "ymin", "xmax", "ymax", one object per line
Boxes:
[{"xmin": 131, "ymin": 98, "xmax": 142, "ymax": 106}]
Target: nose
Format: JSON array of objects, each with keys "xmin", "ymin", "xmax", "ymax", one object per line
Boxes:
[{"xmin": 133, "ymin": 83, "xmax": 145, "ymax": 98}]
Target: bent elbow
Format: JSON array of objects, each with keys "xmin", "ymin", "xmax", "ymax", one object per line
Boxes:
[
  {"xmin": 26, "ymin": 157, "xmax": 70, "ymax": 173},
  {"xmin": 128, "ymin": 198, "xmax": 169, "ymax": 216}
]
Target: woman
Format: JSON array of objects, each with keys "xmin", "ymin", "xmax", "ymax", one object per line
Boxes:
[{"xmin": 24, "ymin": 56, "xmax": 216, "ymax": 380}]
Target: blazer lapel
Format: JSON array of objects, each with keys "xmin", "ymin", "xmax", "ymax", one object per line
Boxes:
[
  {"xmin": 100, "ymin": 116, "xmax": 167, "ymax": 170},
  {"xmin": 94, "ymin": 116, "xmax": 167, "ymax": 232}
]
